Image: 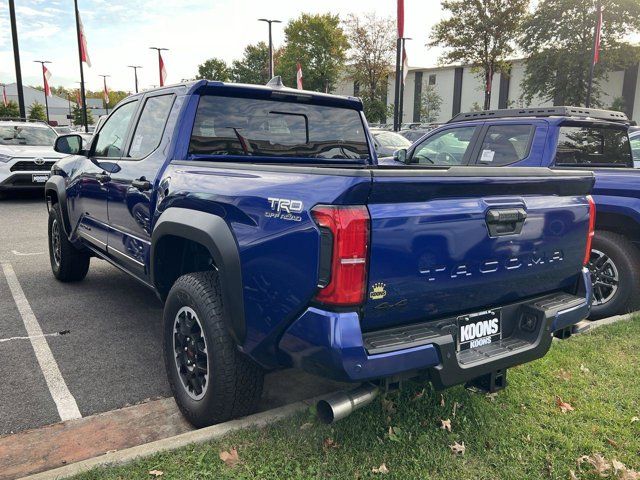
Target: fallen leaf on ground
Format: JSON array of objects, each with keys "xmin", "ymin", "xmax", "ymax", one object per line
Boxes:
[
  {"xmin": 219, "ymin": 448, "xmax": 240, "ymax": 468},
  {"xmin": 486, "ymin": 392, "xmax": 498, "ymax": 402},
  {"xmin": 381, "ymin": 397, "xmax": 396, "ymax": 414},
  {"xmin": 148, "ymin": 470, "xmax": 164, "ymax": 477},
  {"xmin": 323, "ymin": 438, "xmax": 340, "ymax": 450},
  {"xmin": 449, "ymin": 441, "xmax": 465, "ymax": 455},
  {"xmin": 556, "ymin": 397, "xmax": 575, "ymax": 413},
  {"xmin": 631, "ymin": 416, "xmax": 639, "ymax": 423},
  {"xmin": 578, "ymin": 453, "xmax": 610, "ymax": 476},
  {"xmin": 372, "ymin": 463, "xmax": 389, "ymax": 474},
  {"xmin": 387, "ymin": 426, "xmax": 402, "ymax": 442},
  {"xmin": 440, "ymin": 394, "xmax": 445, "ymax": 407},
  {"xmin": 412, "ymin": 388, "xmax": 425, "ymax": 401},
  {"xmin": 557, "ymin": 368, "xmax": 572, "ymax": 381},
  {"xmin": 580, "ymin": 364, "xmax": 590, "ymax": 373},
  {"xmin": 613, "ymin": 459, "xmax": 627, "ymax": 473},
  {"xmin": 569, "ymin": 469, "xmax": 578, "ymax": 480},
  {"xmin": 606, "ymin": 437, "xmax": 618, "ymax": 448},
  {"xmin": 452, "ymin": 401, "xmax": 460, "ymax": 418},
  {"xmin": 440, "ymin": 419, "xmax": 452, "ymax": 432},
  {"xmin": 300, "ymin": 422, "xmax": 313, "ymax": 430}
]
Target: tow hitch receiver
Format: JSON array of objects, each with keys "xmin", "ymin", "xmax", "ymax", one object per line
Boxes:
[{"xmin": 465, "ymin": 369, "xmax": 507, "ymax": 393}]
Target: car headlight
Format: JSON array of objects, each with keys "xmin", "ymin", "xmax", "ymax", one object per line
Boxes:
[{"xmin": 0, "ymin": 153, "xmax": 13, "ymax": 163}]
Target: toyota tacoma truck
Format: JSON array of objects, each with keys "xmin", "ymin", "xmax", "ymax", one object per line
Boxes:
[
  {"xmin": 386, "ymin": 107, "xmax": 638, "ymax": 319},
  {"xmin": 46, "ymin": 81, "xmax": 594, "ymax": 426}
]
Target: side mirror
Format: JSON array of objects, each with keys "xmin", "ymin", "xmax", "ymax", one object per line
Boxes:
[
  {"xmin": 54, "ymin": 134, "xmax": 83, "ymax": 155},
  {"xmin": 393, "ymin": 148, "xmax": 409, "ymax": 164}
]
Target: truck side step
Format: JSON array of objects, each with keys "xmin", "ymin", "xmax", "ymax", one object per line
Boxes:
[{"xmin": 465, "ymin": 369, "xmax": 507, "ymax": 393}]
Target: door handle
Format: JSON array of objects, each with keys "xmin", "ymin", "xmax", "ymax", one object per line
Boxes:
[
  {"xmin": 132, "ymin": 178, "xmax": 152, "ymax": 191},
  {"xmin": 96, "ymin": 172, "xmax": 111, "ymax": 183},
  {"xmin": 485, "ymin": 208, "xmax": 527, "ymax": 237}
]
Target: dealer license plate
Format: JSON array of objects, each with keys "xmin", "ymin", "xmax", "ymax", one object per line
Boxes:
[
  {"xmin": 457, "ymin": 309, "xmax": 502, "ymax": 352},
  {"xmin": 32, "ymin": 174, "xmax": 49, "ymax": 183}
]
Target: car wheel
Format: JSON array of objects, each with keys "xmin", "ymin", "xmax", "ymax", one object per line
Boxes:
[
  {"xmin": 587, "ymin": 231, "xmax": 640, "ymax": 319},
  {"xmin": 48, "ymin": 203, "xmax": 90, "ymax": 282},
  {"xmin": 163, "ymin": 270, "xmax": 264, "ymax": 427}
]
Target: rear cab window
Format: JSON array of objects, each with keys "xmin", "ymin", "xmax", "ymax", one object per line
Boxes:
[
  {"xmin": 475, "ymin": 124, "xmax": 535, "ymax": 166},
  {"xmin": 188, "ymin": 95, "xmax": 369, "ymax": 163},
  {"xmin": 554, "ymin": 124, "xmax": 632, "ymax": 168}
]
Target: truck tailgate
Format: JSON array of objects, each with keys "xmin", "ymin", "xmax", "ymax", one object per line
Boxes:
[{"xmin": 362, "ymin": 167, "xmax": 594, "ymax": 331}]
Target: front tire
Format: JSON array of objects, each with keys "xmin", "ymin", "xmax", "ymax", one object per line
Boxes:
[
  {"xmin": 163, "ymin": 271, "xmax": 264, "ymax": 427},
  {"xmin": 48, "ymin": 203, "xmax": 90, "ymax": 282},
  {"xmin": 587, "ymin": 231, "xmax": 640, "ymax": 319}
]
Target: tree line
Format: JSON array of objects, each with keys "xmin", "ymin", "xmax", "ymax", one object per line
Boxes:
[{"xmin": 198, "ymin": 1, "xmax": 640, "ymax": 123}]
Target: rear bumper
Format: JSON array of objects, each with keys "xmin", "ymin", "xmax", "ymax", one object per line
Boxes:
[{"xmin": 279, "ymin": 268, "xmax": 591, "ymax": 384}]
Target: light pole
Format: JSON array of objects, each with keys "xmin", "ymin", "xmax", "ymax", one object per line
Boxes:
[
  {"xmin": 128, "ymin": 65, "xmax": 142, "ymax": 93},
  {"xmin": 149, "ymin": 47, "xmax": 168, "ymax": 86},
  {"xmin": 99, "ymin": 74, "xmax": 110, "ymax": 115},
  {"xmin": 33, "ymin": 60, "xmax": 52, "ymax": 124},
  {"xmin": 9, "ymin": 0, "xmax": 26, "ymax": 118},
  {"xmin": 258, "ymin": 18, "xmax": 282, "ymax": 79}
]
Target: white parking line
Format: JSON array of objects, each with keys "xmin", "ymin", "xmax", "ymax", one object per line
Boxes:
[
  {"xmin": 1, "ymin": 263, "xmax": 81, "ymax": 421},
  {"xmin": 11, "ymin": 250, "xmax": 44, "ymax": 256}
]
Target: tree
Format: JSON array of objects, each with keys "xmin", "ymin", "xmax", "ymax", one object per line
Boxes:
[
  {"xmin": 0, "ymin": 100, "xmax": 20, "ymax": 118},
  {"xmin": 28, "ymin": 101, "xmax": 46, "ymax": 122},
  {"xmin": 419, "ymin": 85, "xmax": 443, "ymax": 123},
  {"xmin": 231, "ymin": 43, "xmax": 273, "ymax": 84},
  {"xmin": 344, "ymin": 13, "xmax": 396, "ymax": 123},
  {"xmin": 279, "ymin": 13, "xmax": 349, "ymax": 92},
  {"xmin": 610, "ymin": 96, "xmax": 626, "ymax": 112},
  {"xmin": 429, "ymin": 0, "xmax": 529, "ymax": 110},
  {"xmin": 520, "ymin": 0, "xmax": 640, "ymax": 108},
  {"xmin": 72, "ymin": 105, "xmax": 94, "ymax": 126},
  {"xmin": 196, "ymin": 57, "xmax": 230, "ymax": 81}
]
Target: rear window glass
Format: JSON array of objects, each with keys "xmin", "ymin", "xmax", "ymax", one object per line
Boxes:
[
  {"xmin": 189, "ymin": 96, "xmax": 369, "ymax": 161},
  {"xmin": 477, "ymin": 125, "xmax": 534, "ymax": 166},
  {"xmin": 555, "ymin": 126, "xmax": 632, "ymax": 167}
]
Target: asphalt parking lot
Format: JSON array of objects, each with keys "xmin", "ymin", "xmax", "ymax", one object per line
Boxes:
[{"xmin": 0, "ymin": 192, "xmax": 342, "ymax": 437}]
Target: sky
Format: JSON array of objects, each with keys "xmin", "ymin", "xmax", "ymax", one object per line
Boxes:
[{"xmin": 0, "ymin": 0, "xmax": 445, "ymax": 93}]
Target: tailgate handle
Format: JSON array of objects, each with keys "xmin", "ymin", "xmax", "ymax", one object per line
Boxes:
[{"xmin": 485, "ymin": 208, "xmax": 527, "ymax": 237}]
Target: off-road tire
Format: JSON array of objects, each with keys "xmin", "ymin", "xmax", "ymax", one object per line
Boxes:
[
  {"xmin": 48, "ymin": 203, "xmax": 90, "ymax": 282},
  {"xmin": 588, "ymin": 230, "xmax": 640, "ymax": 319},
  {"xmin": 163, "ymin": 271, "xmax": 264, "ymax": 427}
]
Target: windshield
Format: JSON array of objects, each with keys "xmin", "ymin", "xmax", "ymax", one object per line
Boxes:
[
  {"xmin": 374, "ymin": 131, "xmax": 412, "ymax": 148},
  {"xmin": 189, "ymin": 95, "xmax": 369, "ymax": 161},
  {"xmin": 0, "ymin": 125, "xmax": 57, "ymax": 146}
]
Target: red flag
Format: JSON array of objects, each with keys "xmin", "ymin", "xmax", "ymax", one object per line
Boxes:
[
  {"xmin": 593, "ymin": 5, "xmax": 604, "ymax": 65},
  {"xmin": 2, "ymin": 85, "xmax": 7, "ymax": 107},
  {"xmin": 397, "ymin": 0, "xmax": 404, "ymax": 38},
  {"xmin": 103, "ymin": 79, "xmax": 109, "ymax": 105},
  {"xmin": 76, "ymin": 89, "xmax": 82, "ymax": 108},
  {"xmin": 159, "ymin": 52, "xmax": 167, "ymax": 87},
  {"xmin": 78, "ymin": 12, "xmax": 91, "ymax": 67},
  {"xmin": 296, "ymin": 63, "xmax": 303, "ymax": 90},
  {"xmin": 43, "ymin": 65, "xmax": 52, "ymax": 97}
]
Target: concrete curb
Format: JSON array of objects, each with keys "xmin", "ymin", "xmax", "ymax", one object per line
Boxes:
[
  {"xmin": 20, "ymin": 396, "xmax": 320, "ymax": 480},
  {"xmin": 573, "ymin": 312, "xmax": 635, "ymax": 335}
]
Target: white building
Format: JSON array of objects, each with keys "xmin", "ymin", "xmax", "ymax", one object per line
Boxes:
[
  {"xmin": 335, "ymin": 59, "xmax": 640, "ymax": 124},
  {"xmin": 1, "ymin": 83, "xmax": 76, "ymax": 126}
]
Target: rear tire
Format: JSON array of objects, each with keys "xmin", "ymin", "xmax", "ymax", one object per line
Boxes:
[
  {"xmin": 587, "ymin": 230, "xmax": 640, "ymax": 320},
  {"xmin": 163, "ymin": 271, "xmax": 264, "ymax": 427},
  {"xmin": 48, "ymin": 203, "xmax": 90, "ymax": 282}
]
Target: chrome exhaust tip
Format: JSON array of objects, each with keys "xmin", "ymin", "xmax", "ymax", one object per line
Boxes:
[{"xmin": 316, "ymin": 383, "xmax": 379, "ymax": 424}]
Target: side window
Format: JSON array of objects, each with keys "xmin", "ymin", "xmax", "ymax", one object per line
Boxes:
[
  {"xmin": 94, "ymin": 101, "xmax": 138, "ymax": 158},
  {"xmin": 555, "ymin": 126, "xmax": 632, "ymax": 167},
  {"xmin": 411, "ymin": 127, "xmax": 476, "ymax": 165},
  {"xmin": 630, "ymin": 134, "xmax": 640, "ymax": 166},
  {"xmin": 476, "ymin": 125, "xmax": 534, "ymax": 166},
  {"xmin": 128, "ymin": 95, "xmax": 174, "ymax": 158}
]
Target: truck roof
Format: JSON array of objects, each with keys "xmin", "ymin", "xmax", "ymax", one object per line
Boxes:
[{"xmin": 448, "ymin": 106, "xmax": 629, "ymax": 125}]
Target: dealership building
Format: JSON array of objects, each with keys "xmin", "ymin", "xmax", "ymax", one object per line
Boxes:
[{"xmin": 335, "ymin": 58, "xmax": 640, "ymax": 124}]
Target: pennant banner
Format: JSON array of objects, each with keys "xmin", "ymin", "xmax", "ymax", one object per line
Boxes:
[{"xmin": 296, "ymin": 63, "xmax": 303, "ymax": 90}]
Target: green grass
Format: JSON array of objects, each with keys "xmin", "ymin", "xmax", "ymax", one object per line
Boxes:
[{"xmin": 75, "ymin": 319, "xmax": 639, "ymax": 480}]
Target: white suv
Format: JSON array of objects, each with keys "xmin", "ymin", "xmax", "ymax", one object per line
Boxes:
[{"xmin": 0, "ymin": 120, "xmax": 66, "ymax": 196}]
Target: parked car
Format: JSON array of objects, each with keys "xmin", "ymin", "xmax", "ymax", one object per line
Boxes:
[
  {"xmin": 370, "ymin": 128, "xmax": 411, "ymax": 156},
  {"xmin": 385, "ymin": 106, "xmax": 637, "ymax": 319},
  {"xmin": 629, "ymin": 127, "xmax": 640, "ymax": 168},
  {"xmin": 399, "ymin": 128, "xmax": 433, "ymax": 143},
  {"xmin": 0, "ymin": 119, "xmax": 64, "ymax": 196},
  {"xmin": 46, "ymin": 81, "xmax": 593, "ymax": 427}
]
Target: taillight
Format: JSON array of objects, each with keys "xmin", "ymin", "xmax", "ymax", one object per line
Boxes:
[
  {"xmin": 583, "ymin": 195, "xmax": 596, "ymax": 266},
  {"xmin": 311, "ymin": 205, "xmax": 370, "ymax": 306}
]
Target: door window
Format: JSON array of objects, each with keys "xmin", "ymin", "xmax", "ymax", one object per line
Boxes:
[
  {"xmin": 93, "ymin": 101, "xmax": 138, "ymax": 158},
  {"xmin": 411, "ymin": 127, "xmax": 476, "ymax": 165},
  {"xmin": 476, "ymin": 125, "xmax": 534, "ymax": 166},
  {"xmin": 129, "ymin": 95, "xmax": 175, "ymax": 158}
]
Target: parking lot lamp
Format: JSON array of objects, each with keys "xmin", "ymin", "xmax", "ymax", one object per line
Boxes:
[
  {"xmin": 8, "ymin": 0, "xmax": 26, "ymax": 118},
  {"xmin": 128, "ymin": 66, "xmax": 142, "ymax": 93},
  {"xmin": 258, "ymin": 18, "xmax": 282, "ymax": 79}
]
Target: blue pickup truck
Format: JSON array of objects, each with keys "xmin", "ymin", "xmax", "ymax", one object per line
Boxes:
[
  {"xmin": 386, "ymin": 107, "xmax": 639, "ymax": 320},
  {"xmin": 46, "ymin": 81, "xmax": 593, "ymax": 426}
]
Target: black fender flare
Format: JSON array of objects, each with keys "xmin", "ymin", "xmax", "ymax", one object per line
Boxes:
[
  {"xmin": 151, "ymin": 207, "xmax": 246, "ymax": 344},
  {"xmin": 44, "ymin": 176, "xmax": 72, "ymax": 236}
]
